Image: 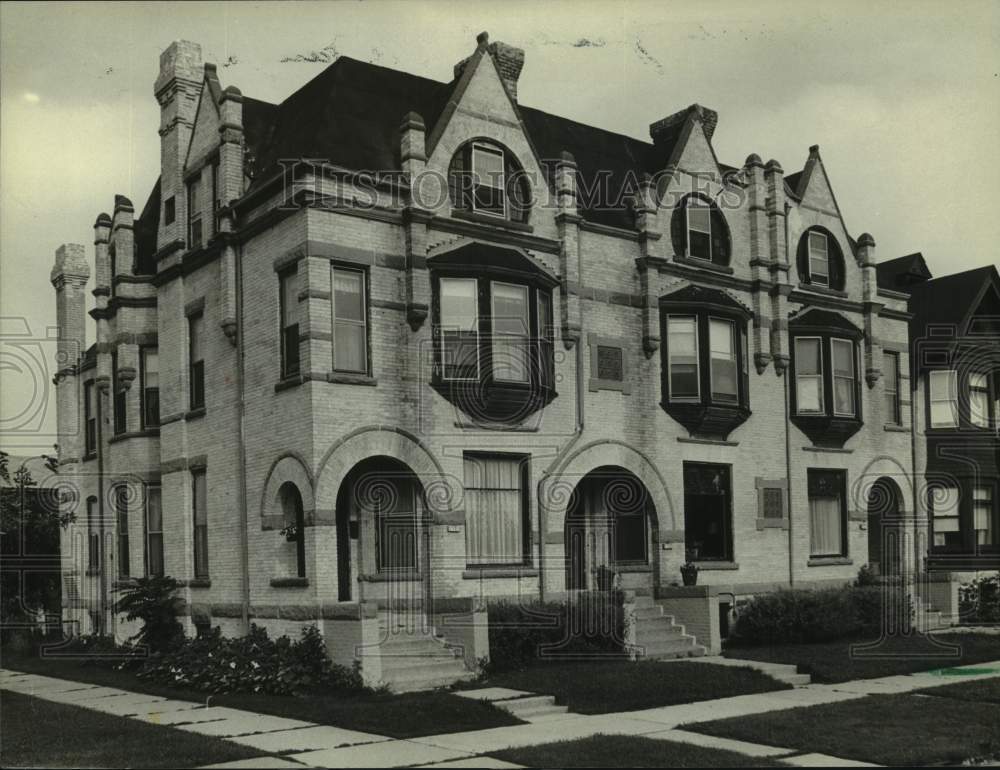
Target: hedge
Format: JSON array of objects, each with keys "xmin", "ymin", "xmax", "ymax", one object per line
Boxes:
[{"xmin": 487, "ymin": 591, "xmax": 628, "ymax": 672}]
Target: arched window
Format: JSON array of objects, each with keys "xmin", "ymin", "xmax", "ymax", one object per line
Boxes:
[
  {"xmin": 796, "ymin": 226, "xmax": 846, "ymax": 291},
  {"xmin": 670, "ymin": 194, "xmax": 732, "ymax": 267},
  {"xmin": 448, "ymin": 140, "xmax": 531, "ymax": 224},
  {"xmin": 279, "ymin": 482, "xmax": 306, "ymax": 578}
]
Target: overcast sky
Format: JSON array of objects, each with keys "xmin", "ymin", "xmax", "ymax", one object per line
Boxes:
[{"xmin": 1, "ymin": 0, "xmax": 997, "ymax": 448}]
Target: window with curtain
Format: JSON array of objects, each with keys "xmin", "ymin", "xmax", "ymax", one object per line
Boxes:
[
  {"xmin": 115, "ymin": 485, "xmax": 130, "ymax": 578},
  {"xmin": 970, "ymin": 372, "xmax": 990, "ymax": 428},
  {"xmin": 795, "ymin": 337, "xmax": 824, "ymax": 414},
  {"xmin": 141, "ymin": 347, "xmax": 159, "ymax": 428},
  {"xmin": 280, "ymin": 267, "xmax": 300, "ymax": 377},
  {"xmin": 84, "ymin": 380, "xmax": 96, "ymax": 455},
  {"xmin": 974, "ymin": 486, "xmax": 994, "ymax": 546},
  {"xmin": 931, "ymin": 484, "xmax": 961, "ymax": 548},
  {"xmin": 667, "ymin": 316, "xmax": 699, "ymax": 400},
  {"xmin": 709, "ymin": 318, "xmax": 738, "ymax": 403},
  {"xmin": 145, "ymin": 485, "xmax": 163, "ymax": 577},
  {"xmin": 884, "ymin": 351, "xmax": 900, "ymax": 425},
  {"xmin": 188, "ymin": 313, "xmax": 205, "ymax": 410},
  {"xmin": 831, "ymin": 338, "xmax": 856, "ymax": 416},
  {"xmin": 192, "ymin": 470, "xmax": 209, "ymax": 579},
  {"xmin": 808, "ymin": 469, "xmax": 846, "ymax": 557},
  {"xmin": 491, "ymin": 282, "xmax": 530, "ymax": 383},
  {"xmin": 87, "ymin": 497, "xmax": 100, "ymax": 571},
  {"xmin": 929, "ymin": 370, "xmax": 958, "ymax": 428},
  {"xmin": 464, "ymin": 454, "xmax": 526, "ymax": 565},
  {"xmin": 440, "ymin": 277, "xmax": 479, "ymax": 380},
  {"xmin": 332, "ymin": 266, "xmax": 367, "ymax": 373},
  {"xmin": 807, "ymin": 231, "xmax": 829, "ymax": 285}
]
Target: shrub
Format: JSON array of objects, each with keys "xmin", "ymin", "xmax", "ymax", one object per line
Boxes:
[
  {"xmin": 113, "ymin": 576, "xmax": 184, "ymax": 654},
  {"xmin": 959, "ymin": 574, "xmax": 1000, "ymax": 624},
  {"xmin": 728, "ymin": 585, "xmax": 913, "ymax": 646},
  {"xmin": 137, "ymin": 623, "xmax": 364, "ymax": 695},
  {"xmin": 486, "ymin": 591, "xmax": 627, "ymax": 673}
]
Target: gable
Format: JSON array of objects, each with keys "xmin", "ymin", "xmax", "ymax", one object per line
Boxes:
[{"xmin": 186, "ymin": 72, "xmax": 222, "ymax": 170}]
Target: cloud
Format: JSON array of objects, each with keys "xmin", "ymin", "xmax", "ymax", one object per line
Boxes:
[{"xmin": 22, "ymin": 92, "xmax": 39, "ymax": 103}]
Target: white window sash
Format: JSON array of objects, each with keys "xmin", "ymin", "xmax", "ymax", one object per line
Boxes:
[
  {"xmin": 439, "ymin": 277, "xmax": 480, "ymax": 382},
  {"xmin": 831, "ymin": 338, "xmax": 856, "ymax": 417},
  {"xmin": 667, "ymin": 315, "xmax": 700, "ymax": 401},
  {"xmin": 795, "ymin": 337, "xmax": 824, "ymax": 414},
  {"xmin": 471, "ymin": 143, "xmax": 506, "ymax": 218},
  {"xmin": 929, "ymin": 370, "xmax": 958, "ymax": 427},
  {"xmin": 490, "ymin": 281, "xmax": 530, "ymax": 383}
]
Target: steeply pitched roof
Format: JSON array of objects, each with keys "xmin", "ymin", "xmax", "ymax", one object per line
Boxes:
[
  {"xmin": 876, "ymin": 252, "xmax": 931, "ymax": 292},
  {"xmin": 908, "ymin": 264, "xmax": 1000, "ymax": 334},
  {"xmin": 243, "ymin": 56, "xmax": 687, "ymax": 230},
  {"xmin": 134, "ymin": 178, "xmax": 161, "ymax": 275}
]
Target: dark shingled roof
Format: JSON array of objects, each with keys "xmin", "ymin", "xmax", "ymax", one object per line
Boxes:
[
  {"xmin": 908, "ymin": 265, "xmax": 999, "ymax": 334},
  {"xmin": 876, "ymin": 252, "xmax": 931, "ymax": 292},
  {"xmin": 784, "ymin": 171, "xmax": 803, "ymax": 197},
  {"xmin": 244, "ymin": 56, "xmax": 688, "ymax": 229},
  {"xmin": 133, "ymin": 178, "xmax": 160, "ymax": 275}
]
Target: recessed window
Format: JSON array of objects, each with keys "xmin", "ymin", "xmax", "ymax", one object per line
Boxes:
[
  {"xmin": 667, "ymin": 316, "xmax": 700, "ymax": 400},
  {"xmin": 188, "ymin": 313, "xmax": 205, "ymax": 410},
  {"xmin": 464, "ymin": 453, "xmax": 527, "ymax": 566},
  {"xmin": 684, "ymin": 462, "xmax": 732, "ymax": 562},
  {"xmin": 187, "ymin": 175, "xmax": 203, "ymax": 249},
  {"xmin": 115, "ymin": 485, "xmax": 130, "ymax": 578},
  {"xmin": 112, "ymin": 352, "xmax": 126, "ymax": 436},
  {"xmin": 279, "ymin": 483, "xmax": 306, "ymax": 579},
  {"xmin": 164, "ymin": 196, "xmax": 176, "ymax": 226},
  {"xmin": 969, "ymin": 372, "xmax": 990, "ymax": 428},
  {"xmin": 974, "ymin": 486, "xmax": 995, "ymax": 546},
  {"xmin": 192, "ymin": 469, "xmax": 209, "ymax": 579},
  {"xmin": 332, "ymin": 266, "xmax": 368, "ymax": 374},
  {"xmin": 931, "ymin": 484, "xmax": 961, "ymax": 548},
  {"xmin": 472, "ymin": 144, "xmax": 506, "ymax": 217},
  {"xmin": 686, "ymin": 198, "xmax": 713, "ymax": 261},
  {"xmin": 808, "ymin": 232, "xmax": 829, "ymax": 286},
  {"xmin": 141, "ymin": 347, "xmax": 159, "ymax": 429},
  {"xmin": 808, "ymin": 469, "xmax": 847, "ymax": 557},
  {"xmin": 795, "ymin": 337, "xmax": 824, "ymax": 414},
  {"xmin": 280, "ymin": 268, "xmax": 300, "ymax": 378},
  {"xmin": 929, "ymin": 370, "xmax": 958, "ymax": 428},
  {"xmin": 84, "ymin": 380, "xmax": 96, "ymax": 455},
  {"xmin": 884, "ymin": 351, "xmax": 901, "ymax": 425},
  {"xmin": 440, "ymin": 277, "xmax": 480, "ymax": 381},
  {"xmin": 144, "ymin": 485, "xmax": 163, "ymax": 577},
  {"xmin": 831, "ymin": 339, "xmax": 856, "ymax": 416},
  {"xmin": 671, "ymin": 195, "xmax": 732, "ymax": 267},
  {"xmin": 87, "ymin": 497, "xmax": 100, "ymax": 571},
  {"xmin": 491, "ymin": 282, "xmax": 530, "ymax": 383}
]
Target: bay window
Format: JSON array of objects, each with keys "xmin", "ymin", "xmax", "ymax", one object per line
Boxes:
[
  {"xmin": 667, "ymin": 316, "xmax": 699, "ymax": 400},
  {"xmin": 929, "ymin": 370, "xmax": 958, "ymax": 428},
  {"xmin": 710, "ymin": 318, "xmax": 738, "ymax": 403},
  {"xmin": 490, "ymin": 282, "xmax": 530, "ymax": 382},
  {"xmin": 332, "ymin": 266, "xmax": 368, "ymax": 374},
  {"xmin": 141, "ymin": 347, "xmax": 159, "ymax": 429},
  {"xmin": 464, "ymin": 453, "xmax": 527, "ymax": 566},
  {"xmin": 795, "ymin": 338, "xmax": 824, "ymax": 413},
  {"xmin": 440, "ymin": 277, "xmax": 479, "ymax": 380},
  {"xmin": 832, "ymin": 339, "xmax": 856, "ymax": 416}
]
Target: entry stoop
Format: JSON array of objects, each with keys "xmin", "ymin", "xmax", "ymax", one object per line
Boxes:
[
  {"xmin": 630, "ymin": 595, "xmax": 707, "ymax": 659},
  {"xmin": 377, "ymin": 614, "xmax": 476, "ymax": 693}
]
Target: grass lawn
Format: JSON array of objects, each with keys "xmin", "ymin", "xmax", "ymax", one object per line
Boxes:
[
  {"xmin": 473, "ymin": 660, "xmax": 790, "ymax": 714},
  {"xmin": 917, "ymin": 676, "xmax": 1000, "ymax": 704},
  {"xmin": 3, "ymin": 654, "xmax": 521, "ymax": 739},
  {"xmin": 684, "ymin": 692, "xmax": 1000, "ymax": 766},
  {"xmin": 491, "ymin": 734, "xmax": 787, "ymax": 768},
  {"xmin": 722, "ymin": 632, "xmax": 1000, "ymax": 683},
  {"xmin": 0, "ymin": 691, "xmax": 265, "ymax": 768}
]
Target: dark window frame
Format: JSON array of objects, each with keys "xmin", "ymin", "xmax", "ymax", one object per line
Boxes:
[
  {"xmin": 83, "ymin": 379, "xmax": 97, "ymax": 456},
  {"xmin": 447, "ymin": 138, "xmax": 532, "ymax": 225},
  {"xmin": 192, "ymin": 468, "xmax": 209, "ymax": 580},
  {"xmin": 115, "ymin": 485, "xmax": 130, "ymax": 578},
  {"xmin": 796, "ymin": 226, "xmax": 846, "ymax": 291},
  {"xmin": 144, "ymin": 484, "xmax": 164, "ymax": 577},
  {"xmin": 279, "ymin": 266, "xmax": 301, "ymax": 378},
  {"xmin": 164, "ymin": 196, "xmax": 176, "ymax": 226},
  {"xmin": 662, "ymin": 314, "xmax": 750, "ymax": 409},
  {"xmin": 884, "ymin": 350, "xmax": 901, "ymax": 426},
  {"xmin": 670, "ymin": 193, "xmax": 733, "ymax": 268},
  {"xmin": 331, "ymin": 263, "xmax": 371, "ymax": 376},
  {"xmin": 111, "ymin": 351, "xmax": 126, "ymax": 436},
  {"xmin": 187, "ymin": 173, "xmax": 203, "ymax": 249},
  {"xmin": 140, "ymin": 345, "xmax": 159, "ymax": 429},
  {"xmin": 87, "ymin": 496, "xmax": 100, "ymax": 571},
  {"xmin": 188, "ymin": 312, "xmax": 205, "ymax": 411},
  {"xmin": 462, "ymin": 451, "xmax": 531, "ymax": 568},
  {"xmin": 807, "ymin": 468, "xmax": 849, "ymax": 558},
  {"xmin": 683, "ymin": 461, "xmax": 734, "ymax": 562}
]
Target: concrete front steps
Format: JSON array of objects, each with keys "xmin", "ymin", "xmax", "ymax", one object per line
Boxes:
[
  {"xmin": 691, "ymin": 655, "xmax": 813, "ymax": 687},
  {"xmin": 493, "ymin": 694, "xmax": 571, "ymax": 722},
  {"xmin": 631, "ymin": 595, "xmax": 707, "ymax": 659},
  {"xmin": 377, "ymin": 615, "xmax": 475, "ymax": 693},
  {"xmin": 914, "ymin": 601, "xmax": 948, "ymax": 632}
]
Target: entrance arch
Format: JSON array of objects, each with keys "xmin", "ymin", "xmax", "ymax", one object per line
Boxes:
[
  {"xmin": 868, "ymin": 476, "xmax": 903, "ymax": 575},
  {"xmin": 335, "ymin": 456, "xmax": 427, "ymax": 603},
  {"xmin": 565, "ymin": 466, "xmax": 656, "ymax": 591}
]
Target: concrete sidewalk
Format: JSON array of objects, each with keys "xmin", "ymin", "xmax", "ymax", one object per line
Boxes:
[{"xmin": 3, "ymin": 659, "xmax": 998, "ymax": 768}]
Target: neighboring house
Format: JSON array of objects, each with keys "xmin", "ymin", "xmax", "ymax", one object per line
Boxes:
[
  {"xmin": 878, "ymin": 256, "xmax": 1000, "ymax": 574},
  {"xmin": 49, "ymin": 32, "xmax": 987, "ymax": 686}
]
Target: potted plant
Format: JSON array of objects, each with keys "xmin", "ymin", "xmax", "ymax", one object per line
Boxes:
[
  {"xmin": 680, "ymin": 548, "xmax": 699, "ymax": 586},
  {"xmin": 279, "ymin": 522, "xmax": 299, "ymax": 542}
]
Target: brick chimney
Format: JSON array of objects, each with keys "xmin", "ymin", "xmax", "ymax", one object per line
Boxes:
[
  {"xmin": 154, "ymin": 40, "xmax": 202, "ymax": 250},
  {"xmin": 455, "ymin": 32, "xmax": 525, "ymax": 102},
  {"xmin": 50, "ymin": 244, "xmax": 90, "ymax": 464}
]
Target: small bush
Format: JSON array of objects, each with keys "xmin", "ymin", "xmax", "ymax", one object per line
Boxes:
[
  {"xmin": 728, "ymin": 585, "xmax": 913, "ymax": 646},
  {"xmin": 486, "ymin": 591, "xmax": 627, "ymax": 673},
  {"xmin": 113, "ymin": 576, "xmax": 184, "ymax": 654},
  {"xmin": 959, "ymin": 574, "xmax": 1000, "ymax": 624},
  {"xmin": 137, "ymin": 623, "xmax": 364, "ymax": 695}
]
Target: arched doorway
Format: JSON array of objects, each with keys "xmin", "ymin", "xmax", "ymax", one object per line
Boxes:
[
  {"xmin": 868, "ymin": 477, "xmax": 903, "ymax": 576},
  {"xmin": 565, "ymin": 467, "xmax": 655, "ymax": 591},
  {"xmin": 335, "ymin": 457, "xmax": 426, "ymax": 603}
]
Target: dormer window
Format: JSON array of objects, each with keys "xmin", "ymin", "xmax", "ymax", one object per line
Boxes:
[
  {"xmin": 796, "ymin": 226, "xmax": 845, "ymax": 291},
  {"xmin": 472, "ymin": 144, "xmax": 506, "ymax": 217},
  {"xmin": 448, "ymin": 140, "xmax": 530, "ymax": 224},
  {"xmin": 670, "ymin": 194, "xmax": 732, "ymax": 268}
]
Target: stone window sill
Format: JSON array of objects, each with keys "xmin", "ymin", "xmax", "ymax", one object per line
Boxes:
[
  {"xmin": 109, "ymin": 428, "xmax": 160, "ymax": 444},
  {"xmin": 807, "ymin": 556, "xmax": 853, "ymax": 567},
  {"xmin": 677, "ymin": 436, "xmax": 740, "ymax": 447},
  {"xmin": 797, "ymin": 283, "xmax": 848, "ymax": 298},
  {"xmin": 329, "ymin": 371, "xmax": 377, "ymax": 386},
  {"xmin": 113, "ymin": 578, "xmax": 138, "ymax": 589},
  {"xmin": 270, "ymin": 577, "xmax": 309, "ymax": 588},
  {"xmin": 756, "ymin": 518, "xmax": 789, "ymax": 530},
  {"xmin": 693, "ymin": 561, "xmax": 739, "ymax": 571},
  {"xmin": 463, "ymin": 566, "xmax": 539, "ymax": 579},
  {"xmin": 180, "ymin": 578, "xmax": 212, "ymax": 588},
  {"xmin": 450, "ymin": 209, "xmax": 534, "ymax": 233},
  {"xmin": 185, "ymin": 407, "xmax": 206, "ymax": 421},
  {"xmin": 674, "ymin": 254, "xmax": 735, "ymax": 274},
  {"xmin": 588, "ymin": 378, "xmax": 631, "ymax": 394},
  {"xmin": 883, "ymin": 424, "xmax": 909, "ymax": 433},
  {"xmin": 612, "ymin": 563, "xmax": 653, "ymax": 573},
  {"xmin": 360, "ymin": 571, "xmax": 422, "ymax": 583},
  {"xmin": 802, "ymin": 445, "xmax": 854, "ymax": 454}
]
